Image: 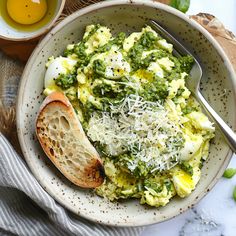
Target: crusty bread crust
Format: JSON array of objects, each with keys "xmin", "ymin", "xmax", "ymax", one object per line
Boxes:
[{"xmin": 36, "ymin": 92, "xmax": 105, "ymax": 188}]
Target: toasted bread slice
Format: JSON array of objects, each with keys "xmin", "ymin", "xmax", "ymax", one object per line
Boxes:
[{"xmin": 36, "ymin": 92, "xmax": 104, "ymax": 188}]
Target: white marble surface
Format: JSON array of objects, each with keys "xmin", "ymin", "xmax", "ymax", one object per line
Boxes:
[{"xmin": 141, "ymin": 1, "xmax": 236, "ymax": 235}]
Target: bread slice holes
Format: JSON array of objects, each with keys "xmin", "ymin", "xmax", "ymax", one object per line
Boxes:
[
  {"xmin": 73, "ymin": 158, "xmax": 82, "ymax": 165},
  {"xmin": 49, "ymin": 148, "xmax": 54, "ymax": 156},
  {"xmin": 50, "ymin": 130, "xmax": 57, "ymax": 138},
  {"xmin": 59, "ymin": 148, "xmax": 63, "ymax": 155},
  {"xmin": 60, "ymin": 116, "xmax": 70, "ymax": 130},
  {"xmin": 66, "ymin": 160, "xmax": 73, "ymax": 165},
  {"xmin": 52, "ymin": 140, "xmax": 56, "ymax": 146},
  {"xmin": 55, "ymin": 117, "xmax": 59, "ymax": 124},
  {"xmin": 84, "ymin": 153, "xmax": 92, "ymax": 161},
  {"xmin": 60, "ymin": 132, "xmax": 64, "ymax": 139},
  {"xmin": 61, "ymin": 140, "xmax": 65, "ymax": 148}
]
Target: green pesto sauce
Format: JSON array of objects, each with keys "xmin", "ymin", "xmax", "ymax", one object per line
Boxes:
[
  {"xmin": 179, "ymin": 161, "xmax": 193, "ymax": 176},
  {"xmin": 64, "ymin": 26, "xmax": 126, "ymax": 68},
  {"xmin": 92, "ymin": 59, "xmax": 106, "ymax": 77},
  {"xmin": 140, "ymin": 76, "xmax": 168, "ymax": 102},
  {"xmin": 56, "ymin": 27, "xmax": 195, "ymax": 122},
  {"xmin": 55, "ymin": 73, "xmax": 77, "ymax": 90},
  {"xmin": 128, "ymin": 31, "xmax": 161, "ymax": 71},
  {"xmin": 46, "ymin": 25, "xmax": 216, "ymax": 208},
  {"xmin": 93, "ymin": 82, "xmax": 118, "ymax": 98},
  {"xmin": 109, "ymin": 131, "xmax": 184, "ymax": 178},
  {"xmin": 54, "ymin": 25, "xmax": 196, "ymax": 133}
]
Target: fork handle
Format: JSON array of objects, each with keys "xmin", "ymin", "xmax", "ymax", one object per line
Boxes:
[{"xmin": 197, "ymin": 91, "xmax": 236, "ymax": 153}]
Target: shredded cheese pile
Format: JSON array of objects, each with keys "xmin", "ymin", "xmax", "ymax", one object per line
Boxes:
[{"xmin": 87, "ymin": 94, "xmax": 184, "ymax": 172}]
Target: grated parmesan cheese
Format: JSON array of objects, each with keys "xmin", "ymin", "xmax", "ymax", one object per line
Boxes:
[{"xmin": 87, "ymin": 94, "xmax": 185, "ymax": 173}]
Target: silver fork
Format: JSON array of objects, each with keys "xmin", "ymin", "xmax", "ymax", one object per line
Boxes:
[{"xmin": 149, "ymin": 20, "xmax": 236, "ymax": 153}]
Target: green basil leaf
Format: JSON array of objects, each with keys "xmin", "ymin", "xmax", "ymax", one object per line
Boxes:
[
  {"xmin": 170, "ymin": 0, "xmax": 178, "ymax": 8},
  {"xmin": 233, "ymin": 186, "xmax": 236, "ymax": 202},
  {"xmin": 223, "ymin": 168, "xmax": 236, "ymax": 179},
  {"xmin": 170, "ymin": 0, "xmax": 190, "ymax": 13}
]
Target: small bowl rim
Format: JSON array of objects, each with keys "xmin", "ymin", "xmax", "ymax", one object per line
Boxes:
[
  {"xmin": 0, "ymin": 0, "xmax": 66, "ymax": 41},
  {"xmin": 17, "ymin": 0, "xmax": 236, "ymax": 227}
]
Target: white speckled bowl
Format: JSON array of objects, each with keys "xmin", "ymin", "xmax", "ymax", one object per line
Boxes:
[
  {"xmin": 17, "ymin": 0, "xmax": 236, "ymax": 226},
  {"xmin": 0, "ymin": 0, "xmax": 65, "ymax": 41}
]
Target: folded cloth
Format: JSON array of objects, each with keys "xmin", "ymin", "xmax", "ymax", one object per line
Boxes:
[{"xmin": 0, "ymin": 133, "xmax": 144, "ymax": 236}]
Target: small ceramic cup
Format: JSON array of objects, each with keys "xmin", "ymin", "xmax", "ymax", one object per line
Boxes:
[{"xmin": 0, "ymin": 0, "xmax": 65, "ymax": 41}]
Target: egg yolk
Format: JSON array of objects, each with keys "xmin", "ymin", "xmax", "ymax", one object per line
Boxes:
[{"xmin": 7, "ymin": 0, "xmax": 47, "ymax": 25}]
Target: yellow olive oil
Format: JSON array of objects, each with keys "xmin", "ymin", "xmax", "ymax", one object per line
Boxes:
[{"xmin": 0, "ymin": 0, "xmax": 58, "ymax": 32}]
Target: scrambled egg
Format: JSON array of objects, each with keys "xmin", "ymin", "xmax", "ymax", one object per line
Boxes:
[
  {"xmin": 44, "ymin": 56, "xmax": 77, "ymax": 95},
  {"xmin": 43, "ymin": 24, "xmax": 215, "ymax": 208},
  {"xmin": 84, "ymin": 25, "xmax": 112, "ymax": 54}
]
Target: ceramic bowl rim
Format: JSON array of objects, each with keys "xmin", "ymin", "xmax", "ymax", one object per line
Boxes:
[
  {"xmin": 0, "ymin": 0, "xmax": 66, "ymax": 41},
  {"xmin": 16, "ymin": 0, "xmax": 236, "ymax": 227}
]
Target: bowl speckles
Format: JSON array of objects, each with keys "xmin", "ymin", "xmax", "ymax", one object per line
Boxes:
[{"xmin": 16, "ymin": 0, "xmax": 236, "ymax": 226}]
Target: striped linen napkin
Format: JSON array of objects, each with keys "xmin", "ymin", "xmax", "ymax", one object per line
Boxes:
[
  {"xmin": 0, "ymin": 133, "xmax": 144, "ymax": 236},
  {"xmin": 0, "ymin": 50, "xmax": 144, "ymax": 236}
]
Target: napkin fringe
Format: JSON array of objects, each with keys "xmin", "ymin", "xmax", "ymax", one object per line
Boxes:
[{"xmin": 0, "ymin": 101, "xmax": 15, "ymax": 138}]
